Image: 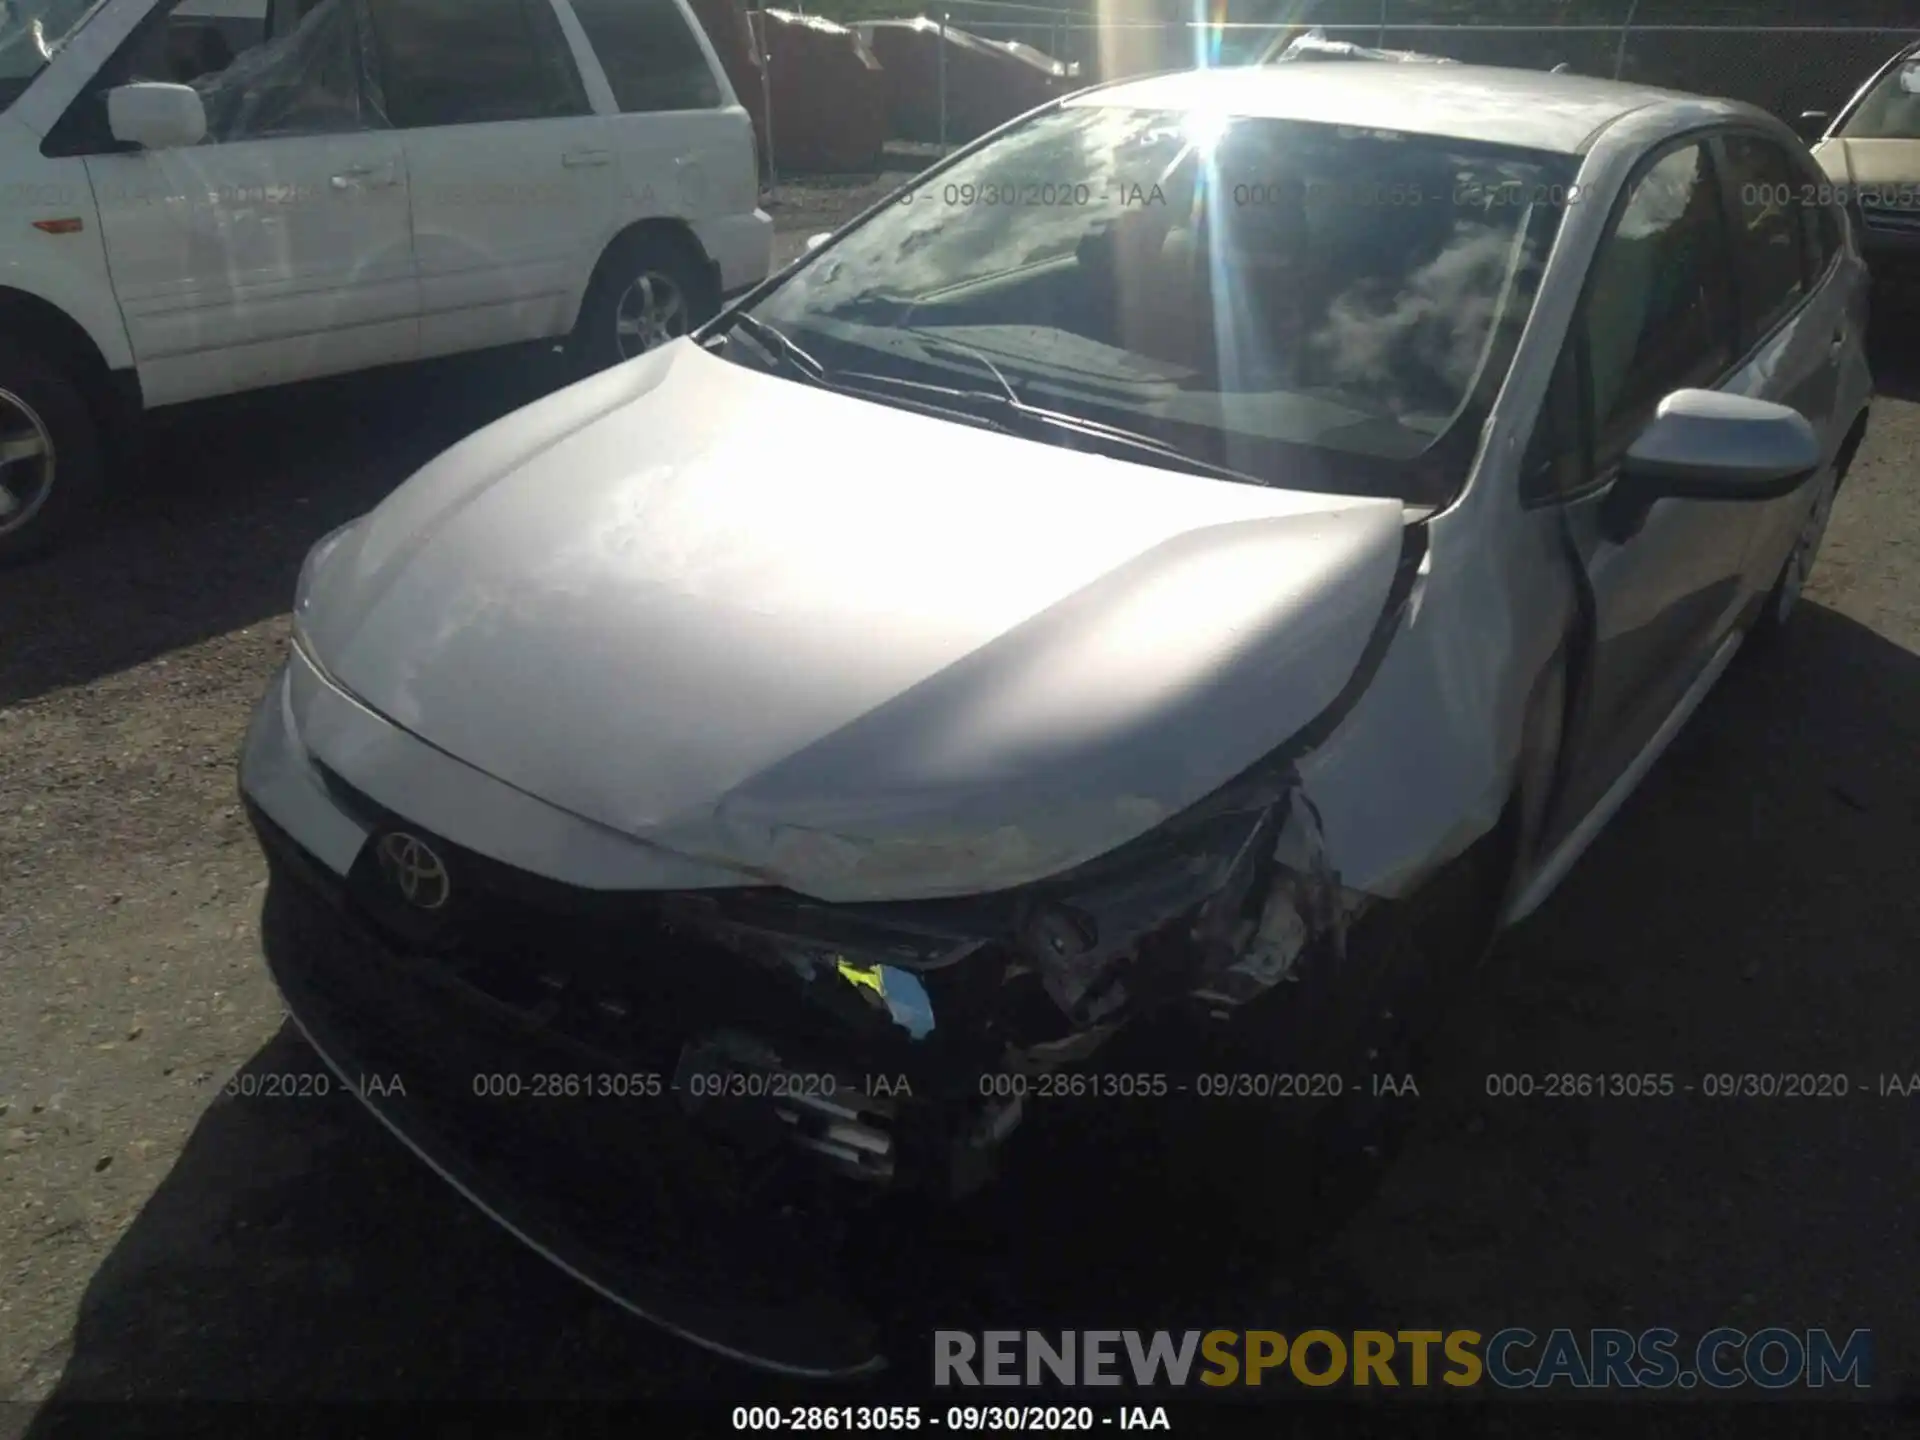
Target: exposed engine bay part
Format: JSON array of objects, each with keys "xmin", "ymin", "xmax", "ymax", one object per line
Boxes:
[
  {"xmin": 671, "ymin": 1028, "xmax": 1028, "ymax": 1197},
  {"xmin": 831, "ymin": 960, "xmax": 937, "ymax": 1040},
  {"xmin": 1010, "ymin": 763, "xmax": 1368, "ymax": 1032},
  {"xmin": 671, "ymin": 761, "xmax": 1371, "ymax": 1058},
  {"xmin": 675, "ymin": 1030, "xmax": 898, "ymax": 1184},
  {"xmin": 643, "ymin": 764, "xmax": 1373, "ymax": 1195},
  {"xmin": 1192, "ymin": 785, "xmax": 1356, "ymax": 1012}
]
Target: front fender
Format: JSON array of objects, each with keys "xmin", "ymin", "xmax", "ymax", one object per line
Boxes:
[{"xmin": 0, "ymin": 122, "xmax": 134, "ymax": 372}]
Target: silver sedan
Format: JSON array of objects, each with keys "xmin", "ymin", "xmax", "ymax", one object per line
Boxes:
[{"xmin": 240, "ymin": 61, "xmax": 1873, "ymax": 1375}]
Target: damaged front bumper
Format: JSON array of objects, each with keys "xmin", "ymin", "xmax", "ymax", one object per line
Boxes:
[
  {"xmin": 249, "ymin": 774, "xmax": 1361, "ymax": 1376},
  {"xmin": 251, "ymin": 770, "xmax": 1421, "ymax": 1377},
  {"xmin": 261, "ymin": 735, "xmax": 1369, "ymax": 1205},
  {"xmin": 251, "ymin": 798, "xmax": 890, "ymax": 1376}
]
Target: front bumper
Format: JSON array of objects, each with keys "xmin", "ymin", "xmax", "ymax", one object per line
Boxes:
[
  {"xmin": 236, "ymin": 651, "xmax": 1090, "ymax": 1373},
  {"xmin": 236, "ymin": 640, "xmax": 1434, "ymax": 1368},
  {"xmin": 235, "ymin": 654, "xmax": 976, "ymax": 1375},
  {"xmin": 250, "ymin": 796, "xmax": 890, "ymax": 1377}
]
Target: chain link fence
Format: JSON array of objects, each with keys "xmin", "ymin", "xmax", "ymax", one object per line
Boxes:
[
  {"xmin": 759, "ymin": 2, "xmax": 1918, "ymax": 176},
  {"xmin": 891, "ymin": 5, "xmax": 1918, "ymax": 139}
]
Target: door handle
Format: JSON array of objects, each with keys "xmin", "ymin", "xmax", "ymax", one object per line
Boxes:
[
  {"xmin": 563, "ymin": 149, "xmax": 611, "ymax": 168},
  {"xmin": 331, "ymin": 162, "xmax": 399, "ymax": 190}
]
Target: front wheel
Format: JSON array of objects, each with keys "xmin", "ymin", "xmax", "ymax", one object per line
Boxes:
[
  {"xmin": 1751, "ymin": 432, "xmax": 1855, "ymax": 643},
  {"xmin": 568, "ymin": 233, "xmax": 716, "ymax": 376},
  {"xmin": 0, "ymin": 339, "xmax": 106, "ymax": 567}
]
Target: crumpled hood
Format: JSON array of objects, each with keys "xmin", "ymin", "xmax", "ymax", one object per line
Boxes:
[{"xmin": 301, "ymin": 342, "xmax": 1408, "ymax": 901}]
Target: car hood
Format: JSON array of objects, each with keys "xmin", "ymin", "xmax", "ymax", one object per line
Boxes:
[{"xmin": 301, "ymin": 341, "xmax": 1409, "ymax": 902}]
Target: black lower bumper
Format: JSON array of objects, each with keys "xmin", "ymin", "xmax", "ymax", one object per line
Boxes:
[{"xmin": 249, "ymin": 800, "xmax": 888, "ymax": 1377}]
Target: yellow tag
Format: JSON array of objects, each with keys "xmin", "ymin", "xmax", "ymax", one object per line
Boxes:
[{"xmin": 835, "ymin": 958, "xmax": 885, "ymax": 996}]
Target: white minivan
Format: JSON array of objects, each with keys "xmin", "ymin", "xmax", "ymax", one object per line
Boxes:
[{"xmin": 0, "ymin": 0, "xmax": 772, "ymax": 560}]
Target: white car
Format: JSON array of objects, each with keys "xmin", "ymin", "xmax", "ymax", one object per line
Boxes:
[
  {"xmin": 244, "ymin": 63, "xmax": 1869, "ymax": 1373},
  {"xmin": 0, "ymin": 0, "xmax": 772, "ymax": 561}
]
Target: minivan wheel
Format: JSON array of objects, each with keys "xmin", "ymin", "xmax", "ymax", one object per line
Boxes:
[
  {"xmin": 0, "ymin": 340, "xmax": 105, "ymax": 567},
  {"xmin": 569, "ymin": 233, "xmax": 716, "ymax": 375}
]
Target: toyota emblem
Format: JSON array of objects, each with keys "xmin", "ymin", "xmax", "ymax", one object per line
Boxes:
[{"xmin": 374, "ymin": 832, "xmax": 452, "ymax": 911}]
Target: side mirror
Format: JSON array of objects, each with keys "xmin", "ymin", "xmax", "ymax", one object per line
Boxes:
[
  {"xmin": 107, "ymin": 82, "xmax": 207, "ymax": 150},
  {"xmin": 805, "ymin": 232, "xmax": 832, "ymax": 252},
  {"xmin": 1604, "ymin": 389, "xmax": 1821, "ymax": 541},
  {"xmin": 1795, "ymin": 109, "xmax": 1831, "ymax": 143}
]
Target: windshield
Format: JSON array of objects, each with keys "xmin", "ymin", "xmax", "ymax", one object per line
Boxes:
[
  {"xmin": 732, "ymin": 101, "xmax": 1573, "ymax": 504},
  {"xmin": 0, "ymin": 0, "xmax": 105, "ymax": 105},
  {"xmin": 1839, "ymin": 57, "xmax": 1920, "ymax": 140}
]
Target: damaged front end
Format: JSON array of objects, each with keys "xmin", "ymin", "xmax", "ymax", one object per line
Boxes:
[
  {"xmin": 652, "ymin": 758, "xmax": 1374, "ymax": 1198},
  {"xmin": 300, "ymin": 520, "xmax": 1430, "ymax": 1210},
  {"xmin": 644, "ymin": 526, "xmax": 1433, "ymax": 1202}
]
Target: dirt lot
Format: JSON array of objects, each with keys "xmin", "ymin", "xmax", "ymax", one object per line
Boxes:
[{"xmin": 2, "ymin": 179, "xmax": 1919, "ymax": 1422}]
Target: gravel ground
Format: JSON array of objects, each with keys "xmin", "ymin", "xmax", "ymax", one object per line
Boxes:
[{"xmin": 2, "ymin": 179, "xmax": 1918, "ymax": 1420}]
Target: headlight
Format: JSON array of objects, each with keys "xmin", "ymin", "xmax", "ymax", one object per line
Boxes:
[
  {"xmin": 291, "ymin": 519, "xmax": 362, "ymax": 657},
  {"xmin": 1008, "ymin": 766, "xmax": 1368, "ymax": 1027}
]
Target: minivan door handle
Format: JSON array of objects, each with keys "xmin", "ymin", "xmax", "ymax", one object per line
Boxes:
[
  {"xmin": 562, "ymin": 149, "xmax": 611, "ymax": 168},
  {"xmin": 331, "ymin": 161, "xmax": 398, "ymax": 189}
]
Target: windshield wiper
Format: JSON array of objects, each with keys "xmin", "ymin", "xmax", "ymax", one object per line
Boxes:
[
  {"xmin": 900, "ymin": 327, "xmax": 1026, "ymax": 407},
  {"xmin": 844, "ymin": 337, "xmax": 1273, "ymax": 488},
  {"xmin": 712, "ymin": 311, "xmax": 830, "ymax": 384},
  {"xmin": 1012, "ymin": 407, "xmax": 1274, "ymax": 488},
  {"xmin": 716, "ymin": 316, "xmax": 1271, "ymax": 487}
]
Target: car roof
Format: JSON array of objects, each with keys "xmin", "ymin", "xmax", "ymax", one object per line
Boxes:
[{"xmin": 1067, "ymin": 63, "xmax": 1744, "ymax": 156}]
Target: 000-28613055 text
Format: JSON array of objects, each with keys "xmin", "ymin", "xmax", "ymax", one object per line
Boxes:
[{"xmin": 730, "ymin": 1406, "xmax": 1157, "ymax": 1431}]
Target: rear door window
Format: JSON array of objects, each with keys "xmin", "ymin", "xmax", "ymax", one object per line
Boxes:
[
  {"xmin": 570, "ymin": 0, "xmax": 721, "ymax": 112},
  {"xmin": 369, "ymin": 0, "xmax": 590, "ymax": 127}
]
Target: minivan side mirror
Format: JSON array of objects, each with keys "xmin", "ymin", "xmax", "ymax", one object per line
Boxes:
[
  {"xmin": 1796, "ymin": 109, "xmax": 1831, "ymax": 143},
  {"xmin": 1604, "ymin": 390, "xmax": 1822, "ymax": 540},
  {"xmin": 107, "ymin": 82, "xmax": 207, "ymax": 150}
]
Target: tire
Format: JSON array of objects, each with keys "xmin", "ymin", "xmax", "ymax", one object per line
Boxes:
[
  {"xmin": 567, "ymin": 231, "xmax": 717, "ymax": 376},
  {"xmin": 1750, "ymin": 421, "xmax": 1860, "ymax": 644},
  {"xmin": 0, "ymin": 339, "xmax": 106, "ymax": 567}
]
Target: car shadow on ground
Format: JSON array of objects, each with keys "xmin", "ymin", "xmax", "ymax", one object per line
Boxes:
[
  {"xmin": 0, "ymin": 348, "xmax": 564, "ymax": 710},
  {"xmin": 17, "ymin": 600, "xmax": 1920, "ymax": 1421}
]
